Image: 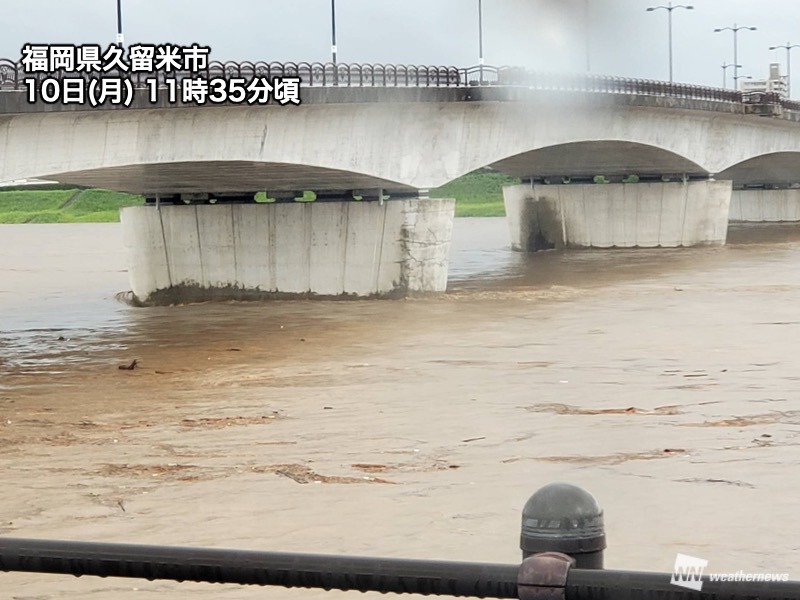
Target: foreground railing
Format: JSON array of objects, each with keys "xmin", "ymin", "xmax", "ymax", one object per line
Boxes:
[
  {"xmin": 1, "ymin": 483, "xmax": 798, "ymax": 599},
  {"xmin": 2, "ymin": 58, "xmax": 800, "ymax": 110},
  {"xmin": 2, "ymin": 537, "xmax": 798, "ymax": 600}
]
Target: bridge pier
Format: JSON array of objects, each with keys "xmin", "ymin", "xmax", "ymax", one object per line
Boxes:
[
  {"xmin": 120, "ymin": 198, "xmax": 455, "ymax": 305},
  {"xmin": 503, "ymin": 180, "xmax": 731, "ymax": 251},
  {"xmin": 729, "ymin": 188, "xmax": 800, "ymax": 222}
]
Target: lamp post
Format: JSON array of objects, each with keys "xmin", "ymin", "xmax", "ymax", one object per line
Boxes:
[
  {"xmin": 478, "ymin": 0, "xmax": 484, "ymax": 66},
  {"xmin": 115, "ymin": 0, "xmax": 123, "ymax": 47},
  {"xmin": 330, "ymin": 0, "xmax": 338, "ymax": 64},
  {"xmin": 584, "ymin": 0, "xmax": 591, "ymax": 72},
  {"xmin": 476, "ymin": 0, "xmax": 485, "ymax": 82},
  {"xmin": 769, "ymin": 42, "xmax": 800, "ymax": 98},
  {"xmin": 732, "ymin": 73, "xmax": 752, "ymax": 92},
  {"xmin": 646, "ymin": 2, "xmax": 694, "ymax": 83},
  {"xmin": 721, "ymin": 62, "xmax": 741, "ymax": 89},
  {"xmin": 714, "ymin": 24, "xmax": 757, "ymax": 86}
]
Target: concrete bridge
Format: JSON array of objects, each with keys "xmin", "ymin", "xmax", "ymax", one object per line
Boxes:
[{"xmin": 2, "ymin": 61, "xmax": 800, "ymax": 303}]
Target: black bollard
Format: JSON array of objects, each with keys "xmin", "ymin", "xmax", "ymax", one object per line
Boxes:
[{"xmin": 520, "ymin": 482, "xmax": 606, "ymax": 569}]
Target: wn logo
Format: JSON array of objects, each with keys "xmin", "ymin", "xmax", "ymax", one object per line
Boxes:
[{"xmin": 671, "ymin": 553, "xmax": 709, "ymax": 591}]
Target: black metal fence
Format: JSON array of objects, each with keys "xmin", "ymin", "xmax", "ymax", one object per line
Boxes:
[
  {"xmin": 1, "ymin": 537, "xmax": 799, "ymax": 600},
  {"xmin": 1, "ymin": 483, "xmax": 798, "ymax": 599},
  {"xmin": 2, "ymin": 58, "xmax": 799, "ymax": 111}
]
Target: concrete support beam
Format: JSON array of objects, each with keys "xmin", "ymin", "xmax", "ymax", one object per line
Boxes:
[
  {"xmin": 503, "ymin": 181, "xmax": 731, "ymax": 251},
  {"xmin": 120, "ymin": 199, "xmax": 455, "ymax": 305},
  {"xmin": 729, "ymin": 189, "xmax": 800, "ymax": 222}
]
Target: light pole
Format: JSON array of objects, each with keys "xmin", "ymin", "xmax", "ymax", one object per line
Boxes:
[
  {"xmin": 732, "ymin": 73, "xmax": 752, "ymax": 91},
  {"xmin": 330, "ymin": 0, "xmax": 338, "ymax": 64},
  {"xmin": 115, "ymin": 0, "xmax": 123, "ymax": 47},
  {"xmin": 714, "ymin": 24, "xmax": 757, "ymax": 86},
  {"xmin": 769, "ymin": 42, "xmax": 800, "ymax": 98},
  {"xmin": 584, "ymin": 0, "xmax": 591, "ymax": 72},
  {"xmin": 646, "ymin": 2, "xmax": 694, "ymax": 83},
  {"xmin": 478, "ymin": 0, "xmax": 484, "ymax": 67},
  {"xmin": 721, "ymin": 62, "xmax": 741, "ymax": 89}
]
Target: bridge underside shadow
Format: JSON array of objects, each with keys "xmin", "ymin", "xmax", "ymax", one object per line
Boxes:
[
  {"xmin": 717, "ymin": 152, "xmax": 800, "ymax": 187},
  {"xmin": 44, "ymin": 161, "xmax": 415, "ymax": 195},
  {"xmin": 489, "ymin": 141, "xmax": 708, "ymax": 180}
]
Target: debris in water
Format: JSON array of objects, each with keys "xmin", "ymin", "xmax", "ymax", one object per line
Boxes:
[
  {"xmin": 527, "ymin": 403, "xmax": 682, "ymax": 416},
  {"xmin": 253, "ymin": 463, "xmax": 395, "ymax": 485},
  {"xmin": 118, "ymin": 359, "xmax": 138, "ymax": 371}
]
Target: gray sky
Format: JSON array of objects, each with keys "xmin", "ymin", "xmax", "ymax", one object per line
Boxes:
[{"xmin": 4, "ymin": 1, "xmax": 800, "ymax": 95}]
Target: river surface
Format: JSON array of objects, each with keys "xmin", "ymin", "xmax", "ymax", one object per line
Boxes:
[{"xmin": 1, "ymin": 218, "xmax": 800, "ymax": 598}]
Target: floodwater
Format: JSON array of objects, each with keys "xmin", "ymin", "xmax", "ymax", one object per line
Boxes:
[{"xmin": 1, "ymin": 218, "xmax": 800, "ymax": 598}]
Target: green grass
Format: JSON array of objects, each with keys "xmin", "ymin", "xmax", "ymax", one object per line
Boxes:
[
  {"xmin": 0, "ymin": 171, "xmax": 515, "ymax": 223},
  {"xmin": 65, "ymin": 189, "xmax": 145, "ymax": 214},
  {"xmin": 0, "ymin": 190, "xmax": 76, "ymax": 213},
  {"xmin": 431, "ymin": 169, "xmax": 519, "ymax": 217},
  {"xmin": 0, "ymin": 188, "xmax": 144, "ymax": 223}
]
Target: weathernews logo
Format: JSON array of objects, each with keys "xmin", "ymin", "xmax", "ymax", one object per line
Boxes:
[
  {"xmin": 670, "ymin": 554, "xmax": 789, "ymax": 591},
  {"xmin": 671, "ymin": 554, "xmax": 708, "ymax": 591}
]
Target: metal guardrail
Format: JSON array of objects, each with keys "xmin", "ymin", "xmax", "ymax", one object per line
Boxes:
[
  {"xmin": 1, "ymin": 538, "xmax": 799, "ymax": 600},
  {"xmin": 1, "ymin": 483, "xmax": 798, "ymax": 599},
  {"xmin": 2, "ymin": 58, "xmax": 799, "ymax": 111}
]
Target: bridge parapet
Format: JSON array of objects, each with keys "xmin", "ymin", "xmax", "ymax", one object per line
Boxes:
[{"xmin": 3, "ymin": 58, "xmax": 799, "ymax": 111}]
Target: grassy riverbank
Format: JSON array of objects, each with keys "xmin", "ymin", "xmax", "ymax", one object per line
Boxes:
[
  {"xmin": 0, "ymin": 188, "xmax": 144, "ymax": 224},
  {"xmin": 430, "ymin": 170, "xmax": 518, "ymax": 216},
  {"xmin": 0, "ymin": 170, "xmax": 517, "ymax": 223}
]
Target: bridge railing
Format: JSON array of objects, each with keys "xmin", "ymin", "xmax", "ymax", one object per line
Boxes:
[
  {"xmin": 2, "ymin": 536, "xmax": 800, "ymax": 600},
  {"xmin": 1, "ymin": 481, "xmax": 799, "ymax": 600},
  {"xmin": 468, "ymin": 65, "xmax": 743, "ymax": 103},
  {"xmin": 2, "ymin": 57, "xmax": 799, "ymax": 111}
]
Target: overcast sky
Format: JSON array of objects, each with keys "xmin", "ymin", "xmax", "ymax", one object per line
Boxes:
[{"xmin": 4, "ymin": 1, "xmax": 800, "ymax": 95}]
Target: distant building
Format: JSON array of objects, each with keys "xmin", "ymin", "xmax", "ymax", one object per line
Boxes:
[{"xmin": 740, "ymin": 63, "xmax": 788, "ymax": 98}]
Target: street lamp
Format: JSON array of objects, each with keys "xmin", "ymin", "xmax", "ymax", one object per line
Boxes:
[
  {"xmin": 330, "ymin": 0, "xmax": 338, "ymax": 64},
  {"xmin": 721, "ymin": 62, "xmax": 741, "ymax": 89},
  {"xmin": 584, "ymin": 0, "xmax": 591, "ymax": 72},
  {"xmin": 115, "ymin": 0, "xmax": 123, "ymax": 47},
  {"xmin": 646, "ymin": 2, "xmax": 694, "ymax": 83},
  {"xmin": 714, "ymin": 24, "xmax": 757, "ymax": 86},
  {"xmin": 732, "ymin": 73, "xmax": 752, "ymax": 92},
  {"xmin": 478, "ymin": 0, "xmax": 484, "ymax": 67},
  {"xmin": 769, "ymin": 42, "xmax": 800, "ymax": 98}
]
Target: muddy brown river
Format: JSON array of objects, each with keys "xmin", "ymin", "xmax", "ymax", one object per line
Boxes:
[{"xmin": 1, "ymin": 218, "xmax": 799, "ymax": 598}]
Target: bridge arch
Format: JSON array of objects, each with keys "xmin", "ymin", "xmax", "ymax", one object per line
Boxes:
[
  {"xmin": 31, "ymin": 160, "xmax": 414, "ymax": 195},
  {"xmin": 717, "ymin": 152, "xmax": 800, "ymax": 187},
  {"xmin": 485, "ymin": 140, "xmax": 708, "ymax": 180}
]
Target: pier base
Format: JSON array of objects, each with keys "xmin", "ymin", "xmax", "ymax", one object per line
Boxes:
[
  {"xmin": 121, "ymin": 199, "xmax": 455, "ymax": 305},
  {"xmin": 503, "ymin": 181, "xmax": 731, "ymax": 251},
  {"xmin": 729, "ymin": 189, "xmax": 800, "ymax": 222}
]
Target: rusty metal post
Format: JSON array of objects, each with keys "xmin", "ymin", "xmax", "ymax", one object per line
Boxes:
[
  {"xmin": 517, "ymin": 552, "xmax": 574, "ymax": 600},
  {"xmin": 520, "ymin": 483, "xmax": 605, "ymax": 569}
]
